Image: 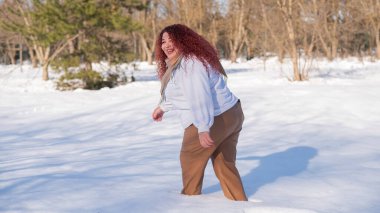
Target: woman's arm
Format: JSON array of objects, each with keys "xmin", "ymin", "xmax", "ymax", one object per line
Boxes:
[
  {"xmin": 179, "ymin": 57, "xmax": 216, "ymax": 148},
  {"xmin": 179, "ymin": 57, "xmax": 214, "ymax": 133}
]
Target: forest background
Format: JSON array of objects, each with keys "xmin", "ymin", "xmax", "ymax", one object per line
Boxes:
[{"xmin": 0, "ymin": 0, "xmax": 379, "ymax": 84}]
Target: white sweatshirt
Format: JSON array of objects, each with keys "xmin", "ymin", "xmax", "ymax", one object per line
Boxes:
[{"xmin": 159, "ymin": 56, "xmax": 238, "ymax": 133}]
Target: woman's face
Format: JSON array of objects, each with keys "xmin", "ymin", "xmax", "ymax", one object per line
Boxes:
[{"xmin": 161, "ymin": 32, "xmax": 180, "ymax": 61}]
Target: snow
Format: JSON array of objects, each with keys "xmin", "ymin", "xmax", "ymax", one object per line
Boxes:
[{"xmin": 1, "ymin": 57, "xmax": 380, "ymax": 213}]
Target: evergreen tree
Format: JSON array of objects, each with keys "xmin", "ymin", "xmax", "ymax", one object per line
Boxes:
[
  {"xmin": 0, "ymin": 0, "xmax": 143, "ymax": 81},
  {"xmin": 55, "ymin": 0, "xmax": 143, "ymax": 70},
  {"xmin": 53, "ymin": 0, "xmax": 144, "ymax": 90},
  {"xmin": 1, "ymin": 0, "xmax": 81, "ymax": 80}
]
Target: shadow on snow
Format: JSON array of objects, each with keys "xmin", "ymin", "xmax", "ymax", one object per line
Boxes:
[{"xmin": 203, "ymin": 146, "xmax": 318, "ymax": 197}]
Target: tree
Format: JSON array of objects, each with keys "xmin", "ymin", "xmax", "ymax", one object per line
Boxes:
[
  {"xmin": 259, "ymin": 0, "xmax": 287, "ymax": 62},
  {"xmin": 0, "ymin": 0, "xmax": 143, "ymax": 80},
  {"xmin": 259, "ymin": 0, "xmax": 306, "ymax": 80},
  {"xmin": 355, "ymin": 0, "xmax": 380, "ymax": 59},
  {"xmin": 277, "ymin": 0, "xmax": 304, "ymax": 80},
  {"xmin": 155, "ymin": 0, "xmax": 222, "ymax": 51},
  {"xmin": 224, "ymin": 0, "xmax": 250, "ymax": 62},
  {"xmin": 135, "ymin": 0, "xmax": 160, "ymax": 65},
  {"xmin": 0, "ymin": 1, "xmax": 30, "ymax": 65},
  {"xmin": 312, "ymin": 0, "xmax": 342, "ymax": 60},
  {"xmin": 1, "ymin": 0, "xmax": 81, "ymax": 80},
  {"xmin": 55, "ymin": 0, "xmax": 142, "ymax": 70}
]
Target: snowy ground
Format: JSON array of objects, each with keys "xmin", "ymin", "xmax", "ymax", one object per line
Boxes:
[{"xmin": 1, "ymin": 57, "xmax": 380, "ymax": 213}]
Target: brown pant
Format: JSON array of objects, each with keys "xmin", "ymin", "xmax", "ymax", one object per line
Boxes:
[{"xmin": 180, "ymin": 101, "xmax": 247, "ymax": 201}]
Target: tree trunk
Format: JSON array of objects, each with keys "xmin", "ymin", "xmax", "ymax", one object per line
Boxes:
[
  {"xmin": 288, "ymin": 28, "xmax": 301, "ymax": 81},
  {"xmin": 227, "ymin": 0, "xmax": 246, "ymax": 63},
  {"xmin": 304, "ymin": 34, "xmax": 315, "ymax": 58},
  {"xmin": 140, "ymin": 44, "xmax": 147, "ymax": 61},
  {"xmin": 291, "ymin": 50, "xmax": 301, "ymax": 81},
  {"xmin": 28, "ymin": 47, "xmax": 38, "ymax": 68},
  {"xmin": 34, "ymin": 45, "xmax": 50, "ymax": 81},
  {"xmin": 140, "ymin": 35, "xmax": 153, "ymax": 65},
  {"xmin": 67, "ymin": 35, "xmax": 75, "ymax": 54},
  {"xmin": 318, "ymin": 33, "xmax": 332, "ymax": 60},
  {"xmin": 210, "ymin": 19, "xmax": 218, "ymax": 49},
  {"xmin": 332, "ymin": 38, "xmax": 338, "ymax": 59},
  {"xmin": 147, "ymin": 52, "xmax": 153, "ymax": 65},
  {"xmin": 85, "ymin": 61, "xmax": 92, "ymax": 71},
  {"xmin": 330, "ymin": 15, "xmax": 338, "ymax": 59},
  {"xmin": 278, "ymin": 0, "xmax": 302, "ymax": 81},
  {"xmin": 230, "ymin": 50, "xmax": 238, "ymax": 63},
  {"xmin": 278, "ymin": 48, "xmax": 285, "ymax": 63},
  {"xmin": 376, "ymin": 28, "xmax": 380, "ymax": 59},
  {"xmin": 229, "ymin": 39, "xmax": 238, "ymax": 62},
  {"xmin": 5, "ymin": 41, "xmax": 16, "ymax": 64},
  {"xmin": 19, "ymin": 43, "xmax": 23, "ymax": 65},
  {"xmin": 7, "ymin": 51, "xmax": 16, "ymax": 64},
  {"xmin": 42, "ymin": 63, "xmax": 49, "ymax": 81},
  {"xmin": 261, "ymin": 0, "xmax": 285, "ymax": 63}
]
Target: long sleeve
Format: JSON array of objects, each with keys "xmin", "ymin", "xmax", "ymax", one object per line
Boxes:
[
  {"xmin": 158, "ymin": 99, "xmax": 173, "ymax": 112},
  {"xmin": 178, "ymin": 57, "xmax": 214, "ymax": 133}
]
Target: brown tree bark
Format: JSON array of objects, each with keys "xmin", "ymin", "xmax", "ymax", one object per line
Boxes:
[
  {"xmin": 277, "ymin": 0, "xmax": 303, "ymax": 81},
  {"xmin": 260, "ymin": 0, "xmax": 286, "ymax": 62},
  {"xmin": 27, "ymin": 46, "xmax": 38, "ymax": 68},
  {"xmin": 19, "ymin": 43, "xmax": 23, "ymax": 65},
  {"xmin": 227, "ymin": 0, "xmax": 247, "ymax": 62},
  {"xmin": 5, "ymin": 41, "xmax": 16, "ymax": 64},
  {"xmin": 377, "ymin": 30, "xmax": 380, "ymax": 59},
  {"xmin": 140, "ymin": 35, "xmax": 153, "ymax": 65},
  {"xmin": 313, "ymin": 0, "xmax": 340, "ymax": 60}
]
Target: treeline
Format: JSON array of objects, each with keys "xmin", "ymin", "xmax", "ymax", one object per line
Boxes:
[{"xmin": 0, "ymin": 0, "xmax": 379, "ymax": 82}]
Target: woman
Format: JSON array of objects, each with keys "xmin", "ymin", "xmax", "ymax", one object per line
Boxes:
[{"xmin": 152, "ymin": 24, "xmax": 247, "ymax": 201}]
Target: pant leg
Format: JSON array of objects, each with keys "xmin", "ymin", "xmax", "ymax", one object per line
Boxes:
[
  {"xmin": 180, "ymin": 101, "xmax": 247, "ymax": 200},
  {"xmin": 180, "ymin": 111, "xmax": 230, "ymax": 195},
  {"xmin": 210, "ymin": 100, "xmax": 247, "ymax": 201},
  {"xmin": 211, "ymin": 131, "xmax": 247, "ymax": 201},
  {"xmin": 180, "ymin": 124, "xmax": 213, "ymax": 195}
]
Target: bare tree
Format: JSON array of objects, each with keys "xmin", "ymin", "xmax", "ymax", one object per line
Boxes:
[
  {"xmin": 0, "ymin": 1, "xmax": 24, "ymax": 65},
  {"xmin": 357, "ymin": 0, "xmax": 380, "ymax": 59},
  {"xmin": 259, "ymin": 0, "xmax": 287, "ymax": 62},
  {"xmin": 312, "ymin": 0, "xmax": 342, "ymax": 60},
  {"xmin": 142, "ymin": 0, "xmax": 221, "ymax": 59},
  {"xmin": 277, "ymin": 0, "xmax": 305, "ymax": 81},
  {"xmin": 0, "ymin": 0, "xmax": 80, "ymax": 80},
  {"xmin": 260, "ymin": 0, "xmax": 307, "ymax": 81},
  {"xmin": 135, "ymin": 0, "xmax": 160, "ymax": 65},
  {"xmin": 224, "ymin": 0, "xmax": 250, "ymax": 62},
  {"xmin": 4, "ymin": 35, "xmax": 17, "ymax": 64}
]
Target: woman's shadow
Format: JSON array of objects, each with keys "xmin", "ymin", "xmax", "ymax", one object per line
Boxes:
[{"xmin": 203, "ymin": 146, "xmax": 318, "ymax": 197}]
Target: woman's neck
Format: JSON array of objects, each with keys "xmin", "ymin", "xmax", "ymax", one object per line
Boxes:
[{"xmin": 167, "ymin": 54, "xmax": 181, "ymax": 67}]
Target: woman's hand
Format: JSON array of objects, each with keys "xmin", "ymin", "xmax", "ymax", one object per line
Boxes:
[
  {"xmin": 199, "ymin": 132, "xmax": 214, "ymax": 148},
  {"xmin": 152, "ymin": 107, "xmax": 164, "ymax": 121}
]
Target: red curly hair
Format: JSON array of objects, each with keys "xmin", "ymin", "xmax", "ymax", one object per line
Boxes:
[{"xmin": 155, "ymin": 24, "xmax": 226, "ymax": 79}]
